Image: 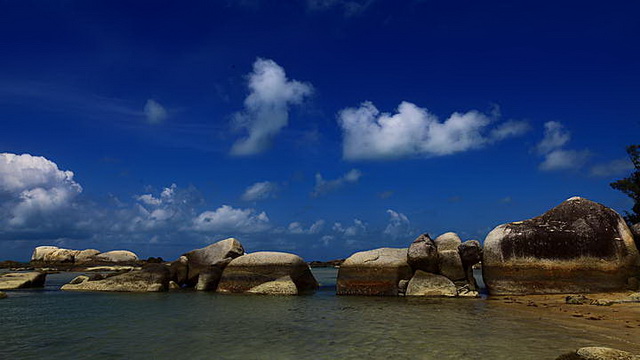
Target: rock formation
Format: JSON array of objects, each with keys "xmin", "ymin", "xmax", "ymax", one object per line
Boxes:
[
  {"xmin": 407, "ymin": 233, "xmax": 439, "ymax": 273},
  {"xmin": 556, "ymin": 347, "xmax": 639, "ymax": 360},
  {"xmin": 30, "ymin": 246, "xmax": 139, "ymax": 266},
  {"xmin": 405, "ymin": 270, "xmax": 457, "ymax": 297},
  {"xmin": 0, "ymin": 272, "xmax": 47, "ymax": 290},
  {"xmin": 181, "ymin": 238, "xmax": 244, "ymax": 287},
  {"xmin": 483, "ymin": 197, "xmax": 640, "ymax": 295},
  {"xmin": 217, "ymin": 252, "xmax": 318, "ymax": 295},
  {"xmin": 61, "ymin": 264, "xmax": 170, "ymax": 292},
  {"xmin": 337, "ymin": 247, "xmax": 412, "ymax": 296}
]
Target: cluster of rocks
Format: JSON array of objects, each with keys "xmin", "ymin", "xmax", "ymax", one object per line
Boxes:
[
  {"xmin": 31, "ymin": 246, "xmax": 139, "ymax": 267},
  {"xmin": 482, "ymin": 197, "xmax": 640, "ymax": 295},
  {"xmin": 0, "ymin": 272, "xmax": 47, "ymax": 291},
  {"xmin": 556, "ymin": 347, "xmax": 640, "ymax": 360},
  {"xmin": 336, "ymin": 232, "xmax": 482, "ymax": 297},
  {"xmin": 61, "ymin": 238, "xmax": 318, "ymax": 295}
]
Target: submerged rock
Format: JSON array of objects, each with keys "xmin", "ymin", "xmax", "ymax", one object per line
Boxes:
[
  {"xmin": 556, "ymin": 347, "xmax": 640, "ymax": 360},
  {"xmin": 337, "ymin": 248, "xmax": 412, "ymax": 296},
  {"xmin": 0, "ymin": 272, "xmax": 47, "ymax": 290},
  {"xmin": 407, "ymin": 233, "xmax": 439, "ymax": 273},
  {"xmin": 483, "ymin": 197, "xmax": 640, "ymax": 295},
  {"xmin": 217, "ymin": 252, "xmax": 318, "ymax": 295},
  {"xmin": 0, "ymin": 291, "xmax": 7, "ymax": 299},
  {"xmin": 183, "ymin": 238, "xmax": 244, "ymax": 286},
  {"xmin": 61, "ymin": 265, "xmax": 170, "ymax": 292},
  {"xmin": 406, "ymin": 270, "xmax": 457, "ymax": 297}
]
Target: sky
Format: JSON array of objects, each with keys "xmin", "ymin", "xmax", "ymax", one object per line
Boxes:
[{"xmin": 0, "ymin": 0, "xmax": 639, "ymax": 261}]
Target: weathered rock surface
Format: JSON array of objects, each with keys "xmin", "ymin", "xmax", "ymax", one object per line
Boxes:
[
  {"xmin": 483, "ymin": 197, "xmax": 640, "ymax": 295},
  {"xmin": 195, "ymin": 267, "xmax": 223, "ymax": 291},
  {"xmin": 438, "ymin": 250, "xmax": 466, "ymax": 281},
  {"xmin": 183, "ymin": 238, "xmax": 244, "ymax": 286},
  {"xmin": 246, "ymin": 276, "xmax": 299, "ymax": 295},
  {"xmin": 95, "ymin": 250, "xmax": 139, "ymax": 263},
  {"xmin": 632, "ymin": 223, "xmax": 640, "ymax": 249},
  {"xmin": 31, "ymin": 246, "xmax": 60, "ymax": 261},
  {"xmin": 406, "ymin": 270, "xmax": 457, "ymax": 297},
  {"xmin": 337, "ymin": 248, "xmax": 412, "ymax": 296},
  {"xmin": 61, "ymin": 265, "xmax": 170, "ymax": 292},
  {"xmin": 434, "ymin": 232, "xmax": 463, "ymax": 251},
  {"xmin": 75, "ymin": 249, "xmax": 101, "ymax": 263},
  {"xmin": 458, "ymin": 240, "xmax": 482, "ymax": 268},
  {"xmin": 0, "ymin": 272, "xmax": 47, "ymax": 290},
  {"xmin": 407, "ymin": 233, "xmax": 439, "ymax": 273},
  {"xmin": 556, "ymin": 347, "xmax": 640, "ymax": 360},
  {"xmin": 217, "ymin": 252, "xmax": 318, "ymax": 294}
]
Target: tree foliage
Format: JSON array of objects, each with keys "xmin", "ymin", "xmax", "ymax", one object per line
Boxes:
[{"xmin": 610, "ymin": 145, "xmax": 640, "ymax": 224}]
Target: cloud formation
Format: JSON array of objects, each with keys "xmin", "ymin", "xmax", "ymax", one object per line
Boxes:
[
  {"xmin": 144, "ymin": 99, "xmax": 168, "ymax": 124},
  {"xmin": 338, "ymin": 101, "xmax": 529, "ymax": 160},
  {"xmin": 590, "ymin": 158, "xmax": 634, "ymax": 177},
  {"xmin": 312, "ymin": 169, "xmax": 362, "ymax": 197},
  {"xmin": 288, "ymin": 219, "xmax": 325, "ymax": 234},
  {"xmin": 231, "ymin": 58, "xmax": 313, "ymax": 156},
  {"xmin": 536, "ymin": 121, "xmax": 590, "ymax": 171},
  {"xmin": 193, "ymin": 205, "xmax": 271, "ymax": 233},
  {"xmin": 383, "ymin": 209, "xmax": 412, "ymax": 240},
  {"xmin": 241, "ymin": 181, "xmax": 279, "ymax": 201},
  {"xmin": 0, "ymin": 153, "xmax": 82, "ymax": 226}
]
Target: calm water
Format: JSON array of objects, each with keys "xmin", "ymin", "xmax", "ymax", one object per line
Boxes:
[{"xmin": 0, "ymin": 269, "xmax": 622, "ymax": 359}]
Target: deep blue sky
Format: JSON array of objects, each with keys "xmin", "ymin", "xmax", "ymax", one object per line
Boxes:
[{"xmin": 0, "ymin": 0, "xmax": 638, "ymax": 261}]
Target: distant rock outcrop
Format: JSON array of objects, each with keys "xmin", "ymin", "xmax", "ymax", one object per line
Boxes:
[
  {"xmin": 483, "ymin": 197, "xmax": 640, "ymax": 295},
  {"xmin": 0, "ymin": 272, "xmax": 47, "ymax": 290},
  {"xmin": 337, "ymin": 248, "xmax": 412, "ymax": 296},
  {"xmin": 30, "ymin": 246, "xmax": 140, "ymax": 266},
  {"xmin": 217, "ymin": 252, "xmax": 318, "ymax": 295},
  {"xmin": 61, "ymin": 265, "xmax": 170, "ymax": 292}
]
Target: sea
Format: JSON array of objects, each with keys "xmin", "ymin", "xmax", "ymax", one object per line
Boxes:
[{"xmin": 0, "ymin": 268, "xmax": 624, "ymax": 359}]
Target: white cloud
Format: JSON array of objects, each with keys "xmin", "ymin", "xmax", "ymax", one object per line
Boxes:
[
  {"xmin": 193, "ymin": 205, "xmax": 270, "ymax": 233},
  {"xmin": 144, "ymin": 99, "xmax": 168, "ymax": 124},
  {"xmin": 490, "ymin": 120, "xmax": 531, "ymax": 141},
  {"xmin": 312, "ymin": 169, "xmax": 362, "ymax": 197},
  {"xmin": 590, "ymin": 158, "xmax": 634, "ymax": 177},
  {"xmin": 241, "ymin": 181, "xmax": 278, "ymax": 201},
  {"xmin": 307, "ymin": 0, "xmax": 374, "ymax": 17},
  {"xmin": 0, "ymin": 153, "xmax": 82, "ymax": 226},
  {"xmin": 338, "ymin": 101, "xmax": 527, "ymax": 160},
  {"xmin": 333, "ymin": 219, "xmax": 367, "ymax": 237},
  {"xmin": 536, "ymin": 121, "xmax": 589, "ymax": 171},
  {"xmin": 539, "ymin": 149, "xmax": 590, "ymax": 171},
  {"xmin": 231, "ymin": 58, "xmax": 313, "ymax": 156},
  {"xmin": 383, "ymin": 209, "xmax": 411, "ymax": 240},
  {"xmin": 288, "ymin": 219, "xmax": 325, "ymax": 234},
  {"xmin": 536, "ymin": 121, "xmax": 571, "ymax": 154}
]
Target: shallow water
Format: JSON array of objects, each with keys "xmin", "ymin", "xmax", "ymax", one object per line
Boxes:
[{"xmin": 0, "ymin": 269, "xmax": 620, "ymax": 359}]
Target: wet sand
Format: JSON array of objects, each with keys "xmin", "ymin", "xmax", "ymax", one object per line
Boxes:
[{"xmin": 488, "ymin": 292, "xmax": 640, "ymax": 354}]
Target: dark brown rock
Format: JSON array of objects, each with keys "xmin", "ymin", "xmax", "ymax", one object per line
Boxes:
[
  {"xmin": 407, "ymin": 233, "xmax": 439, "ymax": 273},
  {"xmin": 483, "ymin": 197, "xmax": 640, "ymax": 295},
  {"xmin": 631, "ymin": 223, "xmax": 640, "ymax": 249},
  {"xmin": 337, "ymin": 248, "xmax": 413, "ymax": 296},
  {"xmin": 458, "ymin": 240, "xmax": 482, "ymax": 268}
]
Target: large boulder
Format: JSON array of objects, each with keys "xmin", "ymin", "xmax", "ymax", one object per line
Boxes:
[
  {"xmin": 434, "ymin": 232, "xmax": 462, "ymax": 251},
  {"xmin": 483, "ymin": 197, "xmax": 640, "ymax": 295},
  {"xmin": 438, "ymin": 250, "xmax": 466, "ymax": 281},
  {"xmin": 337, "ymin": 248, "xmax": 412, "ymax": 296},
  {"xmin": 75, "ymin": 249, "xmax": 101, "ymax": 263},
  {"xmin": 183, "ymin": 238, "xmax": 245, "ymax": 286},
  {"xmin": 0, "ymin": 272, "xmax": 47, "ymax": 290},
  {"xmin": 43, "ymin": 248, "xmax": 79, "ymax": 263},
  {"xmin": 95, "ymin": 250, "xmax": 139, "ymax": 263},
  {"xmin": 195, "ymin": 267, "xmax": 224, "ymax": 291},
  {"xmin": 631, "ymin": 223, "xmax": 640, "ymax": 249},
  {"xmin": 217, "ymin": 252, "xmax": 318, "ymax": 295},
  {"xmin": 458, "ymin": 240, "xmax": 482, "ymax": 268},
  {"xmin": 246, "ymin": 276, "xmax": 299, "ymax": 295},
  {"xmin": 406, "ymin": 270, "xmax": 457, "ymax": 297},
  {"xmin": 407, "ymin": 233, "xmax": 439, "ymax": 273},
  {"xmin": 556, "ymin": 347, "xmax": 639, "ymax": 360},
  {"xmin": 61, "ymin": 265, "xmax": 170, "ymax": 292},
  {"xmin": 31, "ymin": 246, "xmax": 61, "ymax": 262}
]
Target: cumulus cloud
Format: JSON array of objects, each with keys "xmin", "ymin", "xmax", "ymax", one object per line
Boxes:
[
  {"xmin": 338, "ymin": 101, "xmax": 528, "ymax": 160},
  {"xmin": 383, "ymin": 209, "xmax": 412, "ymax": 240},
  {"xmin": 590, "ymin": 158, "xmax": 634, "ymax": 177},
  {"xmin": 193, "ymin": 205, "xmax": 270, "ymax": 233},
  {"xmin": 307, "ymin": 0, "xmax": 374, "ymax": 17},
  {"xmin": 241, "ymin": 181, "xmax": 279, "ymax": 201},
  {"xmin": 288, "ymin": 219, "xmax": 325, "ymax": 234},
  {"xmin": 333, "ymin": 219, "xmax": 367, "ymax": 237},
  {"xmin": 312, "ymin": 169, "xmax": 362, "ymax": 197},
  {"xmin": 144, "ymin": 99, "xmax": 168, "ymax": 124},
  {"xmin": 231, "ymin": 58, "xmax": 313, "ymax": 156},
  {"xmin": 536, "ymin": 121, "xmax": 590, "ymax": 171},
  {"xmin": 0, "ymin": 153, "xmax": 82, "ymax": 226}
]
